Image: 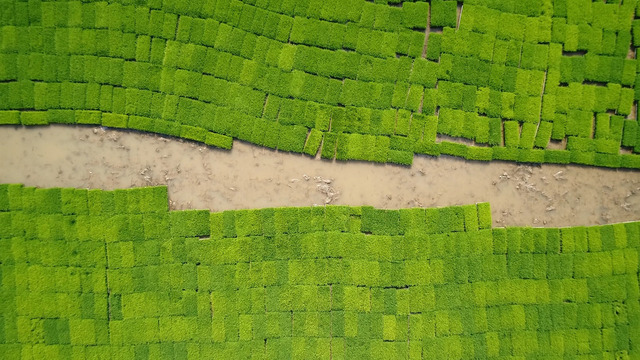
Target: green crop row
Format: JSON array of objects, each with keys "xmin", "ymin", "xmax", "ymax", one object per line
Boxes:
[
  {"xmin": 0, "ymin": 184, "xmax": 490, "ymax": 238},
  {"xmin": 0, "ymin": 183, "xmax": 168, "ymax": 215},
  {"xmin": 1, "ymin": 183, "xmax": 639, "ymax": 358},
  {"xmin": 0, "ymin": 109, "xmax": 235, "ymax": 149},
  {"xmin": 3, "ymin": 104, "xmax": 640, "ymax": 169}
]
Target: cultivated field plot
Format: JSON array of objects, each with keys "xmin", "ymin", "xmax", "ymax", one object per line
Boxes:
[
  {"xmin": 2, "ymin": 1, "xmax": 640, "ymax": 359},
  {"xmin": 1, "ymin": 184, "xmax": 639, "ymax": 358},
  {"xmin": 2, "ymin": 0, "xmax": 640, "ymax": 167}
]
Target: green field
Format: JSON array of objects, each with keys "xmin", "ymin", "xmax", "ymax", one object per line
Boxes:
[
  {"xmin": 0, "ymin": 183, "xmax": 639, "ymax": 358},
  {"xmin": 2, "ymin": 1, "xmax": 640, "ymax": 358},
  {"xmin": 1, "ymin": 0, "xmax": 640, "ymax": 167}
]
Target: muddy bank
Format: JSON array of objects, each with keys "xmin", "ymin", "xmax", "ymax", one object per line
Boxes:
[{"xmin": 1, "ymin": 125, "xmax": 639, "ymax": 227}]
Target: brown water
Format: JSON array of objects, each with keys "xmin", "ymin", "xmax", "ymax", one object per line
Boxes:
[{"xmin": 1, "ymin": 125, "xmax": 640, "ymax": 227}]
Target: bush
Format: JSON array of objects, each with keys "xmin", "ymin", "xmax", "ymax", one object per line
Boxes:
[
  {"xmin": 330, "ymin": 106, "xmax": 366, "ymax": 134},
  {"xmin": 303, "ymin": 129, "xmax": 323, "ymax": 157},
  {"xmin": 480, "ymin": 117, "xmax": 500, "ymax": 146},
  {"xmin": 277, "ymin": 125, "xmax": 307, "ymax": 153},
  {"xmin": 465, "ymin": 147, "xmax": 493, "ymax": 161},
  {"xmin": 390, "ymin": 135, "xmax": 413, "ymax": 153},
  {"xmin": 571, "ymin": 151, "xmax": 596, "ymax": 166},
  {"xmin": 426, "ymin": 33, "xmax": 442, "ymax": 61},
  {"xmin": 339, "ymin": 79, "xmax": 370, "ymax": 109},
  {"xmin": 18, "ymin": 111, "xmax": 48, "ymax": 126},
  {"xmin": 410, "ymin": 59, "xmax": 438, "ymax": 88},
  {"xmin": 451, "ymin": 56, "xmax": 490, "ymax": 87},
  {"xmin": 405, "ymin": 85, "xmax": 424, "ymax": 112},
  {"xmin": 618, "ymin": 88, "xmax": 634, "ymax": 116},
  {"xmin": 395, "ymin": 29, "xmax": 425, "ymax": 58},
  {"xmin": 320, "ymin": 132, "xmax": 337, "ymax": 159},
  {"xmin": 518, "ymin": 123, "xmax": 537, "ymax": 149},
  {"xmin": 410, "ymin": 113, "xmax": 427, "ymax": 139},
  {"xmin": 372, "ymin": 136, "xmax": 391, "ymax": 163},
  {"xmin": 439, "ymin": 141, "xmax": 467, "ymax": 158},
  {"xmin": 356, "ymin": 28, "xmax": 397, "ymax": 59},
  {"xmin": 492, "ymin": 147, "xmax": 519, "ymax": 161},
  {"xmin": 534, "ymin": 122, "xmax": 553, "ymax": 148},
  {"xmin": 335, "ymin": 133, "xmax": 350, "ymax": 161},
  {"xmin": 503, "ymin": 121, "xmax": 520, "ymax": 148},
  {"xmin": 437, "ymin": 108, "xmax": 465, "ymax": 137},
  {"xmin": 620, "ymin": 154, "xmax": 640, "ymax": 169},
  {"xmin": 357, "ymin": 56, "xmax": 397, "ymax": 83},
  {"xmin": 437, "ymin": 206, "xmax": 465, "ymax": 233},
  {"xmin": 342, "ymin": 133, "xmax": 371, "ymax": 160},
  {"xmin": 387, "ymin": 150, "xmax": 413, "ymax": 166},
  {"xmin": 234, "ymin": 210, "xmax": 263, "ymax": 238},
  {"xmin": 154, "ymin": 119, "xmax": 181, "ymax": 137},
  {"xmin": 2, "ymin": 2, "xmax": 638, "ymax": 174},
  {"xmin": 177, "ymin": 97, "xmax": 205, "ymax": 127},
  {"xmin": 622, "ymin": 120, "xmax": 638, "ymax": 147},
  {"xmin": 431, "ymin": 0, "xmax": 457, "ymax": 28},
  {"xmin": 594, "ymin": 139, "xmax": 619, "ymax": 155},
  {"xmin": 402, "ymin": 2, "xmax": 429, "ymax": 30},
  {"xmin": 312, "ymin": 104, "xmax": 331, "ymax": 131},
  {"xmin": 395, "ymin": 110, "xmax": 411, "ymax": 137},
  {"xmin": 361, "ymin": 207, "xmax": 401, "ymax": 236},
  {"xmin": 474, "ymin": 117, "xmax": 491, "ymax": 144},
  {"xmin": 518, "ymin": 149, "xmax": 545, "ymax": 164},
  {"xmin": 33, "ymin": 187, "xmax": 62, "ymax": 214},
  {"xmin": 414, "ymin": 139, "xmax": 440, "ymax": 157},
  {"xmin": 126, "ymin": 115, "xmax": 152, "ymax": 132},
  {"xmin": 207, "ymin": 212, "xmax": 223, "ymax": 239},
  {"xmin": 139, "ymin": 186, "xmax": 168, "ymax": 214},
  {"xmin": 521, "ymin": 43, "xmax": 548, "ymax": 71},
  {"xmin": 180, "ymin": 125, "xmax": 207, "ymax": 143},
  {"xmin": 391, "ymin": 82, "xmax": 409, "ymax": 109},
  {"xmin": 75, "ymin": 110, "xmax": 101, "ymax": 125},
  {"xmin": 567, "ymin": 136, "xmax": 595, "ymax": 152},
  {"xmin": 477, "ymin": 203, "xmax": 492, "ymax": 230},
  {"xmin": 169, "ymin": 210, "xmax": 210, "ymax": 237},
  {"xmin": 541, "ymin": 94, "xmax": 555, "ymax": 122},
  {"xmin": 101, "ymin": 113, "xmax": 127, "ymax": 128},
  {"xmin": 513, "ymin": 96, "xmax": 541, "ymax": 124},
  {"xmin": 61, "ymin": 188, "xmax": 88, "ymax": 215},
  {"xmin": 0, "ymin": 111, "xmax": 20, "ymax": 125},
  {"xmin": 437, "ymin": 81, "xmax": 464, "ymax": 109},
  {"xmin": 462, "ymin": 204, "xmax": 479, "ymax": 232},
  {"xmin": 594, "ymin": 153, "xmax": 620, "ymax": 168},
  {"xmin": 565, "ymin": 110, "xmax": 592, "ymax": 138}
]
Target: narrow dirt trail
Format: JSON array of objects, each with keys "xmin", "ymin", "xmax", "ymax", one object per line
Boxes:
[{"xmin": 1, "ymin": 125, "xmax": 640, "ymax": 227}]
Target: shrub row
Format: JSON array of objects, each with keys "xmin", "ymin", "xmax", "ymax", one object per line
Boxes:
[
  {"xmin": 0, "ymin": 183, "xmax": 168, "ymax": 215},
  {"xmin": 3, "ymin": 103, "xmax": 640, "ymax": 168},
  {"xmin": 426, "ymin": 140, "xmax": 640, "ymax": 168},
  {"xmin": 1, "ymin": 183, "xmax": 492, "ymax": 239}
]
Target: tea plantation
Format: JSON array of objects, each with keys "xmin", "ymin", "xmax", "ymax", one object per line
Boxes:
[
  {"xmin": 1, "ymin": 0, "xmax": 640, "ymax": 167},
  {"xmin": 0, "ymin": 184, "xmax": 638, "ymax": 358}
]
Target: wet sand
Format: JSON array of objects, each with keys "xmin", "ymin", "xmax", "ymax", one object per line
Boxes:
[{"xmin": 1, "ymin": 125, "xmax": 639, "ymax": 227}]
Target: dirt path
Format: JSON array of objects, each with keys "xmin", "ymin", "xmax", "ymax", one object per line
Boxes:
[{"xmin": 1, "ymin": 125, "xmax": 639, "ymax": 227}]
